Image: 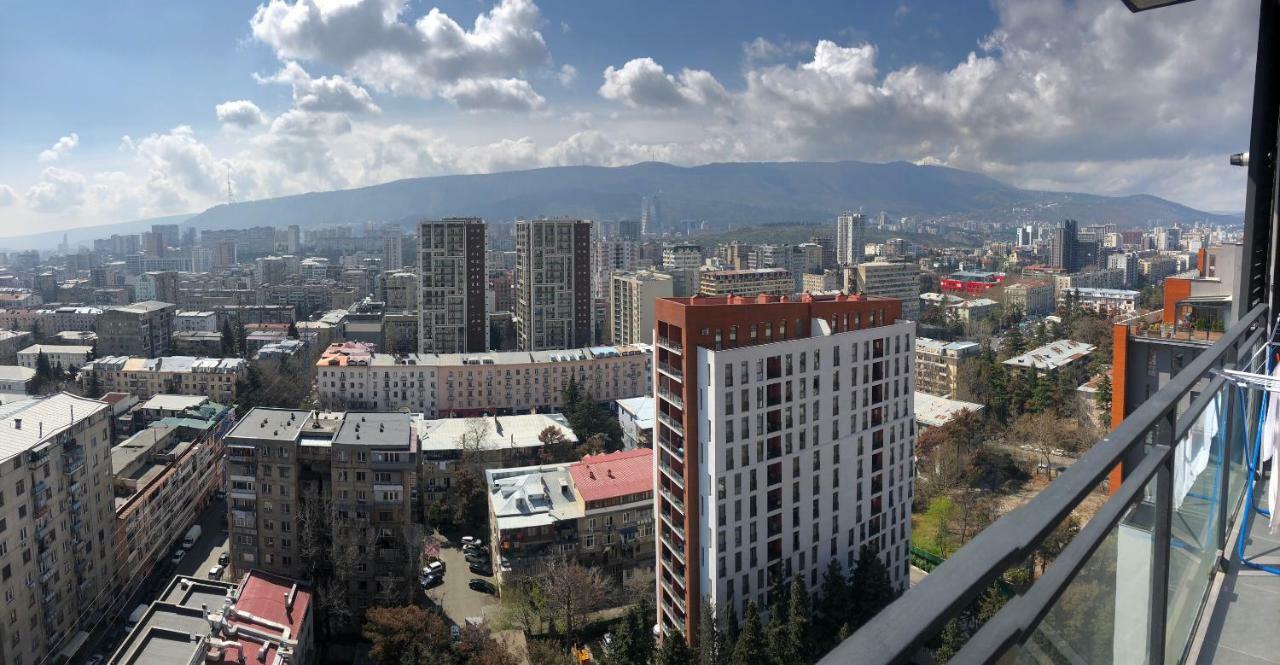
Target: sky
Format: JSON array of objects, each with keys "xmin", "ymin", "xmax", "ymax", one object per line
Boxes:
[{"xmin": 0, "ymin": 0, "xmax": 1260, "ymax": 236}]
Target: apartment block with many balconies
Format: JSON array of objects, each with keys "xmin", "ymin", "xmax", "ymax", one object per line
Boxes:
[{"xmin": 653, "ymin": 293, "xmax": 915, "ymax": 639}]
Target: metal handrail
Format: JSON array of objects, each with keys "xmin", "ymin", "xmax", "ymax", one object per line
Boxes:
[{"xmin": 819, "ymin": 303, "xmax": 1267, "ymax": 665}]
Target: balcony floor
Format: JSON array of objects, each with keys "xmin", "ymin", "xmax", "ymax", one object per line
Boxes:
[{"xmin": 1196, "ymin": 477, "xmax": 1280, "ymax": 665}]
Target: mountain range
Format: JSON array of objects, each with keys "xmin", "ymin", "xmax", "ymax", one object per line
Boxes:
[{"xmin": 5, "ymin": 160, "xmax": 1238, "ymax": 250}]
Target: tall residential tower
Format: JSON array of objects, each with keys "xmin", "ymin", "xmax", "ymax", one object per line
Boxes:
[
  {"xmin": 418, "ymin": 218, "xmax": 487, "ymax": 354},
  {"xmin": 515, "ymin": 218, "xmax": 593, "ymax": 351}
]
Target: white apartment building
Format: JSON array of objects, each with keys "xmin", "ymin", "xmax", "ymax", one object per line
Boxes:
[
  {"xmin": 653, "ymin": 294, "xmax": 914, "ymax": 638},
  {"xmin": 663, "ymin": 244, "xmax": 703, "ymax": 272},
  {"xmin": 847, "ymin": 262, "xmax": 921, "ymax": 320},
  {"xmin": 610, "ymin": 271, "xmax": 674, "ymax": 345},
  {"xmin": 173, "ymin": 310, "xmax": 218, "ymax": 333},
  {"xmin": 0, "ymin": 393, "xmax": 117, "ymax": 665},
  {"xmin": 836, "ymin": 212, "xmax": 866, "ymax": 266},
  {"xmin": 17, "ymin": 344, "xmax": 94, "ymax": 371},
  {"xmin": 315, "ymin": 342, "xmax": 652, "ymax": 417}
]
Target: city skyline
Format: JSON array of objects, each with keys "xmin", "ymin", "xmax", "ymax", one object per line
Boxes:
[{"xmin": 0, "ymin": 0, "xmax": 1260, "ymax": 236}]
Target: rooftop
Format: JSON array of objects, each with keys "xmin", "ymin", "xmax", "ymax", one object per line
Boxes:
[
  {"xmin": 913, "ymin": 392, "xmax": 985, "ymax": 427},
  {"xmin": 1002, "ymin": 339, "xmax": 1096, "ymax": 371},
  {"xmin": 569, "ymin": 448, "xmax": 653, "ymax": 503},
  {"xmin": 87, "ymin": 355, "xmax": 247, "ymax": 373},
  {"xmin": 0, "ymin": 393, "xmax": 108, "ymax": 463},
  {"xmin": 915, "ymin": 337, "xmax": 980, "ymax": 354},
  {"xmin": 108, "ymin": 300, "xmax": 174, "ymax": 314},
  {"xmin": 0, "ymin": 365, "xmax": 35, "ymax": 382},
  {"xmin": 320, "ymin": 342, "xmax": 652, "ymax": 368},
  {"xmin": 487, "ymin": 463, "xmax": 584, "ymax": 529},
  {"xmin": 225, "ymin": 408, "xmax": 312, "ymax": 442},
  {"xmin": 416, "ymin": 413, "xmax": 575, "ymax": 452},
  {"xmin": 1066, "ymin": 287, "xmax": 1141, "ymax": 298},
  {"xmin": 332, "ymin": 411, "xmax": 414, "ymax": 448},
  {"xmin": 18, "ymin": 343, "xmax": 95, "ymax": 355},
  {"xmin": 616, "ymin": 396, "xmax": 655, "ymax": 429},
  {"xmin": 140, "ymin": 394, "xmax": 209, "ymax": 412}
]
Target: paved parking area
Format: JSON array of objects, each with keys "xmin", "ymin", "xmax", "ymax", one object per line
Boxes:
[
  {"xmin": 174, "ymin": 496, "xmax": 230, "ymax": 581},
  {"xmin": 422, "ymin": 536, "xmax": 500, "ymax": 627}
]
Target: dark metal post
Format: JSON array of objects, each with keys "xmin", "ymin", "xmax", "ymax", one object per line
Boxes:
[
  {"xmin": 1148, "ymin": 413, "xmax": 1175, "ymax": 664},
  {"xmin": 1237, "ymin": 0, "xmax": 1280, "ymax": 321},
  {"xmin": 1218, "ymin": 383, "xmax": 1235, "ymax": 558}
]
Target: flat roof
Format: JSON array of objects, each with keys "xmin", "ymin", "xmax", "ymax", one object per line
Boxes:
[
  {"xmin": 326, "ymin": 343, "xmax": 652, "ymax": 369},
  {"xmin": 225, "ymin": 408, "xmax": 312, "ymax": 442},
  {"xmin": 332, "ymin": 412, "xmax": 414, "ymax": 449},
  {"xmin": 915, "ymin": 337, "xmax": 980, "ymax": 354},
  {"xmin": 0, "ymin": 365, "xmax": 35, "ymax": 382},
  {"xmin": 0, "ymin": 393, "xmax": 108, "ymax": 463},
  {"xmin": 914, "ymin": 392, "xmax": 985, "ymax": 427},
  {"xmin": 141, "ymin": 394, "xmax": 209, "ymax": 412},
  {"xmin": 18, "ymin": 343, "xmax": 94, "ymax": 355},
  {"xmin": 417, "ymin": 413, "xmax": 575, "ymax": 452}
]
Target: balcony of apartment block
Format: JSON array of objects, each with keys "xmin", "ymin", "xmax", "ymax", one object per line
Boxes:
[
  {"xmin": 1124, "ymin": 309, "xmax": 1227, "ymax": 346},
  {"xmin": 657, "ymin": 411, "xmax": 685, "ymax": 437},
  {"xmin": 656, "ymin": 335, "xmax": 683, "ymax": 354},
  {"xmin": 657, "ymin": 385, "xmax": 684, "ymax": 409},
  {"xmin": 819, "ymin": 303, "xmax": 1280, "ymax": 665},
  {"xmin": 657, "ymin": 360, "xmax": 684, "ymax": 382}
]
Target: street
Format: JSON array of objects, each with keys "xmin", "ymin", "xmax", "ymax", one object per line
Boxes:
[
  {"xmin": 422, "ymin": 533, "xmax": 501, "ymax": 629},
  {"xmin": 174, "ymin": 495, "xmax": 231, "ymax": 580}
]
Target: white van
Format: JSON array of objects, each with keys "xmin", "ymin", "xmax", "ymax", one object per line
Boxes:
[
  {"xmin": 125, "ymin": 604, "xmax": 148, "ymax": 631},
  {"xmin": 182, "ymin": 525, "xmax": 202, "ymax": 549}
]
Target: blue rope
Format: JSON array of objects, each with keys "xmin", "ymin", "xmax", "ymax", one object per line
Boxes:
[{"xmin": 1235, "ymin": 378, "xmax": 1280, "ymax": 575}]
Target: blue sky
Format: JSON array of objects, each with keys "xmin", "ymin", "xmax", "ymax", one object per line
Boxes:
[{"xmin": 0, "ymin": 0, "xmax": 1257, "ymax": 235}]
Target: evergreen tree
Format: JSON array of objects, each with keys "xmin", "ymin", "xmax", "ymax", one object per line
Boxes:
[
  {"xmin": 604, "ymin": 599, "xmax": 655, "ymax": 665},
  {"xmin": 288, "ymin": 320, "xmax": 299, "ymax": 339},
  {"xmin": 221, "ymin": 319, "xmax": 236, "ymax": 357},
  {"xmin": 85, "ymin": 369, "xmax": 102, "ymax": 398},
  {"xmin": 725, "ymin": 606, "xmax": 740, "ymax": 655},
  {"xmin": 698, "ymin": 599, "xmax": 722, "ymax": 665},
  {"xmin": 782, "ymin": 577, "xmax": 810, "ymax": 665},
  {"xmin": 816, "ymin": 559, "xmax": 851, "ymax": 641},
  {"xmin": 655, "ymin": 632, "xmax": 696, "ymax": 665},
  {"xmin": 1033, "ymin": 321, "xmax": 1049, "ymax": 347},
  {"xmin": 234, "ymin": 318, "xmax": 249, "ymax": 359},
  {"xmin": 1095, "ymin": 373, "xmax": 1113, "ymax": 415},
  {"xmin": 730, "ymin": 602, "xmax": 765, "ymax": 665},
  {"xmin": 32, "ymin": 351, "xmax": 52, "ymax": 394},
  {"xmin": 849, "ymin": 545, "xmax": 895, "ymax": 629},
  {"xmin": 1001, "ymin": 325, "xmax": 1027, "ymax": 360}
]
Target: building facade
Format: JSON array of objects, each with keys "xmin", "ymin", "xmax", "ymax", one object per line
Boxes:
[
  {"xmin": 97, "ymin": 301, "xmax": 176, "ymax": 358},
  {"xmin": 418, "ymin": 218, "xmax": 487, "ymax": 354},
  {"xmin": 610, "ymin": 271, "xmax": 674, "ymax": 345},
  {"xmin": 848, "ymin": 262, "xmax": 921, "ymax": 320},
  {"xmin": 836, "ymin": 212, "xmax": 866, "ymax": 266},
  {"xmin": 1003, "ymin": 281, "xmax": 1055, "ymax": 316},
  {"xmin": 315, "ymin": 342, "xmax": 651, "ymax": 417},
  {"xmin": 698, "ymin": 269, "xmax": 794, "ymax": 298},
  {"xmin": 81, "ymin": 356, "xmax": 245, "ymax": 403},
  {"xmin": 0, "ymin": 394, "xmax": 117, "ymax": 665},
  {"xmin": 914, "ymin": 338, "xmax": 980, "ymax": 398},
  {"xmin": 515, "ymin": 218, "xmax": 593, "ymax": 351},
  {"xmin": 653, "ymin": 293, "xmax": 915, "ymax": 638}
]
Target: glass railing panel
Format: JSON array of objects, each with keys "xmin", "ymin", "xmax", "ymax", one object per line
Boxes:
[{"xmin": 1164, "ymin": 383, "xmax": 1230, "ymax": 663}]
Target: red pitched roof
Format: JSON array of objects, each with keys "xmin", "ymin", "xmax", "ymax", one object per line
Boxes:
[{"xmin": 569, "ymin": 448, "xmax": 653, "ymax": 503}]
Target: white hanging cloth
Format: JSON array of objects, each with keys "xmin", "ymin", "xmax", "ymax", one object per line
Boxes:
[
  {"xmin": 1175, "ymin": 392, "xmax": 1217, "ymax": 510},
  {"xmin": 1265, "ymin": 364, "xmax": 1280, "ymax": 534}
]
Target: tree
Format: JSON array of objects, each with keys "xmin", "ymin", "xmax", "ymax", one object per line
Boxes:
[
  {"xmin": 655, "ymin": 632, "xmax": 696, "ymax": 665},
  {"xmin": 849, "ymin": 546, "xmax": 895, "ymax": 629},
  {"xmin": 527, "ymin": 640, "xmax": 574, "ymax": 665},
  {"xmin": 604, "ymin": 598, "xmax": 655, "ymax": 665},
  {"xmin": 234, "ymin": 318, "xmax": 249, "ymax": 359},
  {"xmin": 540, "ymin": 554, "xmax": 607, "ymax": 645},
  {"xmin": 458, "ymin": 418, "xmax": 492, "ymax": 464},
  {"xmin": 1000, "ymin": 325, "xmax": 1027, "ymax": 360},
  {"xmin": 730, "ymin": 602, "xmax": 766, "ymax": 665},
  {"xmin": 287, "ymin": 320, "xmax": 299, "ymax": 338},
  {"xmin": 781, "ymin": 577, "xmax": 810, "ymax": 665},
  {"xmin": 698, "ymin": 599, "xmax": 724, "ymax": 665},
  {"xmin": 220, "ymin": 319, "xmax": 237, "ymax": 357},
  {"xmin": 363, "ymin": 605, "xmax": 451, "ymax": 665},
  {"xmin": 816, "ymin": 559, "xmax": 851, "ymax": 640},
  {"xmin": 84, "ymin": 368, "xmax": 102, "ymax": 398},
  {"xmin": 1094, "ymin": 372, "xmax": 1113, "ymax": 417}
]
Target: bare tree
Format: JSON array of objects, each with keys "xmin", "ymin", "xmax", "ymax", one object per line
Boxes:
[
  {"xmin": 539, "ymin": 553, "xmax": 607, "ymax": 644},
  {"xmin": 459, "ymin": 417, "xmax": 492, "ymax": 464}
]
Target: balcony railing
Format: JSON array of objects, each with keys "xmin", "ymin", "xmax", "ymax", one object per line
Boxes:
[
  {"xmin": 1123, "ymin": 309, "xmax": 1225, "ymax": 345},
  {"xmin": 657, "ymin": 336, "xmax": 683, "ymax": 353},
  {"xmin": 657, "ymin": 387, "xmax": 684, "ymax": 409},
  {"xmin": 657, "ymin": 361, "xmax": 683, "ymax": 381},
  {"xmin": 821, "ymin": 303, "xmax": 1267, "ymax": 665}
]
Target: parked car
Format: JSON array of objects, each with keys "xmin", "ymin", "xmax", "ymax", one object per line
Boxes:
[
  {"xmin": 422, "ymin": 561, "xmax": 445, "ymax": 576},
  {"xmin": 465, "ymin": 551, "xmax": 489, "ymax": 564},
  {"xmin": 468, "ymin": 561, "xmax": 491, "ymax": 576},
  {"xmin": 208, "ymin": 564, "xmax": 225, "ymax": 580},
  {"xmin": 218, "ymin": 551, "xmax": 230, "ymax": 566},
  {"xmin": 170, "ymin": 549, "xmax": 185, "ymax": 565},
  {"xmin": 460, "ymin": 536, "xmax": 480, "ymax": 547},
  {"xmin": 420, "ymin": 573, "xmax": 441, "ymax": 589},
  {"xmin": 468, "ymin": 578, "xmax": 496, "ymax": 594}
]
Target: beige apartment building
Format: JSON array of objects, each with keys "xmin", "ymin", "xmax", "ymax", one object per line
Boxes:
[
  {"xmin": 1003, "ymin": 281, "xmax": 1055, "ymax": 316},
  {"xmin": 417, "ymin": 413, "xmax": 575, "ymax": 504},
  {"xmin": 225, "ymin": 409, "xmax": 420, "ymax": 611},
  {"xmin": 80, "ymin": 356, "xmax": 245, "ymax": 403},
  {"xmin": 914, "ymin": 337, "xmax": 981, "ymax": 397},
  {"xmin": 610, "ymin": 270, "xmax": 673, "ymax": 345},
  {"xmin": 314, "ymin": 342, "xmax": 651, "ymax": 417},
  {"xmin": 698, "ymin": 268, "xmax": 794, "ymax": 297},
  {"xmin": 846, "ymin": 261, "xmax": 922, "ymax": 320},
  {"xmin": 0, "ymin": 393, "xmax": 117, "ymax": 665}
]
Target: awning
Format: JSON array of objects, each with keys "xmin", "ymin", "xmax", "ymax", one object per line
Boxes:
[{"xmin": 58, "ymin": 630, "xmax": 89, "ymax": 659}]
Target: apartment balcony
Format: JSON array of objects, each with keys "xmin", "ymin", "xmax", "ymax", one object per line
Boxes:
[
  {"xmin": 656, "ymin": 336, "xmax": 683, "ymax": 354},
  {"xmin": 659, "ymin": 484, "xmax": 686, "ymax": 514},
  {"xmin": 657, "ymin": 361, "xmax": 683, "ymax": 382},
  {"xmin": 1123, "ymin": 310, "xmax": 1225, "ymax": 346},
  {"xmin": 657, "ymin": 387, "xmax": 684, "ymax": 409},
  {"xmin": 657, "ymin": 412, "xmax": 685, "ymax": 437},
  {"xmin": 821, "ymin": 304, "xmax": 1278, "ymax": 665},
  {"xmin": 63, "ymin": 454, "xmax": 84, "ymax": 475}
]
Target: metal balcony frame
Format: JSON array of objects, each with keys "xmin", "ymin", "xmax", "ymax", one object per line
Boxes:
[{"xmin": 819, "ymin": 303, "xmax": 1267, "ymax": 665}]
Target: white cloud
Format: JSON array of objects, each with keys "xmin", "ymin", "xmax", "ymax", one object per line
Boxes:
[
  {"xmin": 599, "ymin": 58, "xmax": 730, "ymax": 109},
  {"xmin": 26, "ymin": 167, "xmax": 86, "ymax": 212},
  {"xmin": 38, "ymin": 133, "xmax": 80, "ymax": 163},
  {"xmin": 215, "ymin": 100, "xmax": 269, "ymax": 127},
  {"xmin": 442, "ymin": 78, "xmax": 545, "ymax": 112},
  {"xmin": 249, "ymin": 0, "xmax": 549, "ymax": 111},
  {"xmin": 557, "ymin": 64, "xmax": 577, "ymax": 87},
  {"xmin": 0, "ymin": 185, "xmax": 18, "ymax": 207},
  {"xmin": 256, "ymin": 61, "xmax": 381, "ymax": 114}
]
